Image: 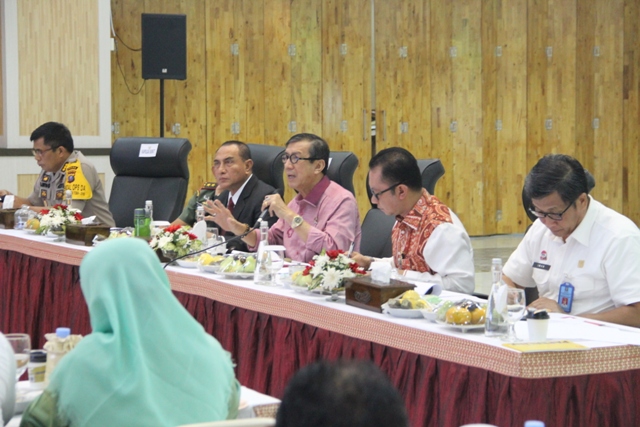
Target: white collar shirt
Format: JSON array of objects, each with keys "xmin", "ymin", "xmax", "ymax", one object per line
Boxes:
[
  {"xmin": 504, "ymin": 196, "xmax": 640, "ymax": 315},
  {"xmin": 228, "ymin": 174, "xmax": 252, "ymax": 206}
]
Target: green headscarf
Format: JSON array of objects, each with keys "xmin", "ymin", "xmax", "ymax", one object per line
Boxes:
[{"xmin": 48, "ymin": 238, "xmax": 238, "ymax": 427}]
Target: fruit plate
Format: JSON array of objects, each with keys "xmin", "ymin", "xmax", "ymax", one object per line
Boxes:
[
  {"xmin": 217, "ymin": 271, "xmax": 254, "ymax": 280},
  {"xmin": 198, "ymin": 264, "xmax": 220, "ymax": 274},
  {"xmin": 435, "ymin": 319, "xmax": 485, "ymax": 332},
  {"xmin": 381, "ymin": 303, "xmax": 425, "ymax": 319}
]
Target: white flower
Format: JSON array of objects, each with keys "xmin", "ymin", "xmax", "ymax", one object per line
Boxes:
[
  {"xmin": 157, "ymin": 235, "xmax": 173, "ymax": 249},
  {"xmin": 321, "ymin": 267, "xmax": 343, "ymax": 291}
]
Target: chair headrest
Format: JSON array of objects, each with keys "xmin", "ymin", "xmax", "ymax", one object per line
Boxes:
[
  {"xmin": 111, "ymin": 137, "xmax": 191, "ymax": 179},
  {"xmin": 327, "ymin": 151, "xmax": 358, "ymax": 195},
  {"xmin": 246, "ymin": 143, "xmax": 285, "ymax": 192}
]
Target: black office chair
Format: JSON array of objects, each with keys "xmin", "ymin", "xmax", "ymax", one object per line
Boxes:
[
  {"xmin": 367, "ymin": 158, "xmax": 445, "ymax": 207},
  {"xmin": 246, "ymin": 143, "xmax": 285, "ymax": 196},
  {"xmin": 326, "ymin": 151, "xmax": 359, "ymax": 196},
  {"xmin": 359, "ymin": 208, "xmax": 396, "ymax": 258},
  {"xmin": 109, "ymin": 137, "xmax": 192, "ymax": 227}
]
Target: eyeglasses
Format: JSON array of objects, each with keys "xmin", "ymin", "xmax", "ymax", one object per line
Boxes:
[
  {"xmin": 281, "ymin": 153, "xmax": 321, "ymax": 164},
  {"xmin": 528, "ymin": 200, "xmax": 575, "ymax": 221},
  {"xmin": 32, "ymin": 147, "xmax": 55, "ymax": 157},
  {"xmin": 371, "ymin": 182, "xmax": 404, "ymax": 201}
]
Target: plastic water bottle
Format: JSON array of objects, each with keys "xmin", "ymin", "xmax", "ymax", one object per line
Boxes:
[
  {"xmin": 485, "ymin": 258, "xmax": 509, "ymax": 337},
  {"xmin": 134, "ymin": 208, "xmax": 151, "ymax": 238},
  {"xmin": 64, "ymin": 189, "xmax": 73, "ymax": 207},
  {"xmin": 196, "ymin": 205, "xmax": 205, "ymax": 223},
  {"xmin": 145, "ymin": 200, "xmax": 154, "ymax": 223},
  {"xmin": 254, "ymin": 220, "xmax": 273, "ymax": 285},
  {"xmin": 44, "ymin": 327, "xmax": 71, "ymax": 382}
]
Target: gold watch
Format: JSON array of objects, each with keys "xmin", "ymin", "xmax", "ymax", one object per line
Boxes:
[{"xmin": 291, "ymin": 215, "xmax": 304, "ymax": 229}]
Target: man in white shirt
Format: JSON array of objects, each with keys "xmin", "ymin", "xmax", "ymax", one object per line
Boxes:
[
  {"xmin": 503, "ymin": 154, "xmax": 640, "ymax": 327},
  {"xmin": 0, "ymin": 333, "xmax": 16, "ymax": 425},
  {"xmin": 352, "ymin": 147, "xmax": 475, "ymax": 294}
]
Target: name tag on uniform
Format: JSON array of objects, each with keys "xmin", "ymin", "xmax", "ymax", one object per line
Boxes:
[
  {"xmin": 558, "ymin": 282, "xmax": 575, "ymax": 313},
  {"xmin": 532, "ymin": 262, "xmax": 551, "ymax": 271}
]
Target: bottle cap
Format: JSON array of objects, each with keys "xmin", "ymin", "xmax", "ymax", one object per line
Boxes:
[
  {"xmin": 145, "ymin": 200, "xmax": 153, "ymax": 206},
  {"xmin": 56, "ymin": 327, "xmax": 71, "ymax": 338},
  {"xmin": 491, "ymin": 258, "xmax": 502, "ymax": 264},
  {"xmin": 30, "ymin": 350, "xmax": 47, "ymax": 363},
  {"xmin": 524, "ymin": 421, "xmax": 545, "ymax": 427},
  {"xmin": 528, "ymin": 309, "xmax": 550, "ymax": 320},
  {"xmin": 134, "ymin": 208, "xmax": 145, "ymax": 216}
]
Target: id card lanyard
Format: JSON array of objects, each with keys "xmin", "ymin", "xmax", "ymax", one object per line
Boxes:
[{"xmin": 558, "ymin": 274, "xmax": 575, "ymax": 313}]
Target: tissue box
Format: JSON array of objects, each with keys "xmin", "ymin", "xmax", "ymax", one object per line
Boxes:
[
  {"xmin": 65, "ymin": 223, "xmax": 110, "ymax": 246},
  {"xmin": 344, "ymin": 276, "xmax": 415, "ymax": 313},
  {"xmin": 0, "ymin": 209, "xmax": 17, "ymax": 229}
]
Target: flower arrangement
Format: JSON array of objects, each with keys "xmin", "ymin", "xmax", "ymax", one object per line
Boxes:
[
  {"xmin": 149, "ymin": 224, "xmax": 203, "ymax": 258},
  {"xmin": 36, "ymin": 204, "xmax": 83, "ymax": 235},
  {"xmin": 296, "ymin": 249, "xmax": 366, "ymax": 292}
]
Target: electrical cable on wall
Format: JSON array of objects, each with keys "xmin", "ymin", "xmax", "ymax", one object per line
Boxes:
[{"xmin": 111, "ymin": 10, "xmax": 145, "ymax": 95}]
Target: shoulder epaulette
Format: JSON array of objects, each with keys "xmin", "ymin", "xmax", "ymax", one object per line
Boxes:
[{"xmin": 200, "ymin": 182, "xmax": 217, "ymax": 191}]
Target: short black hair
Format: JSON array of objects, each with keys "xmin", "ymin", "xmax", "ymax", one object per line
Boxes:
[
  {"xmin": 30, "ymin": 122, "xmax": 74, "ymax": 153},
  {"xmin": 369, "ymin": 147, "xmax": 422, "ymax": 192},
  {"xmin": 285, "ymin": 133, "xmax": 329, "ymax": 174},
  {"xmin": 275, "ymin": 360, "xmax": 409, "ymax": 427},
  {"xmin": 218, "ymin": 140, "xmax": 251, "ymax": 162},
  {"xmin": 524, "ymin": 154, "xmax": 589, "ymax": 205}
]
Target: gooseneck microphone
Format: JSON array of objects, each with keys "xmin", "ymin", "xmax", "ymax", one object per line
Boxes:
[{"xmin": 254, "ymin": 188, "xmax": 282, "ymax": 227}]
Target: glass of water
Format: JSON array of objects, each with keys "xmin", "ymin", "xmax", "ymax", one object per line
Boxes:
[
  {"xmin": 6, "ymin": 333, "xmax": 31, "ymax": 381},
  {"xmin": 501, "ymin": 288, "xmax": 526, "ymax": 343}
]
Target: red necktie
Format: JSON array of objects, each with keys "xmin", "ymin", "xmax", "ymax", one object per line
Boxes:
[{"xmin": 227, "ymin": 198, "xmax": 234, "ymax": 213}]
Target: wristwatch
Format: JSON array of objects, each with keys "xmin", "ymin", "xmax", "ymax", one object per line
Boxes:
[{"xmin": 291, "ymin": 215, "xmax": 304, "ymax": 229}]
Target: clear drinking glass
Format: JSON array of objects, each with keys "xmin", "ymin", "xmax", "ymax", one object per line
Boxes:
[
  {"xmin": 6, "ymin": 333, "xmax": 31, "ymax": 381},
  {"xmin": 501, "ymin": 288, "xmax": 526, "ymax": 343},
  {"xmin": 267, "ymin": 247, "xmax": 285, "ymax": 285}
]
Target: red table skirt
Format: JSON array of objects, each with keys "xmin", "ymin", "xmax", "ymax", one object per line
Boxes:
[{"xmin": 2, "ymin": 249, "xmax": 639, "ymax": 427}]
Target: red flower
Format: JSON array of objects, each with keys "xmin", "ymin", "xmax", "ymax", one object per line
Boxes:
[
  {"xmin": 326, "ymin": 249, "xmax": 343, "ymax": 259},
  {"xmin": 52, "ymin": 204, "xmax": 67, "ymax": 210},
  {"xmin": 73, "ymin": 212, "xmax": 83, "ymax": 221},
  {"xmin": 40, "ymin": 209, "xmax": 50, "ymax": 215},
  {"xmin": 187, "ymin": 232, "xmax": 197, "ymax": 240},
  {"xmin": 308, "ymin": 260, "xmax": 315, "ymax": 266},
  {"xmin": 302, "ymin": 266, "xmax": 312, "ymax": 276},
  {"xmin": 164, "ymin": 224, "xmax": 182, "ymax": 234}
]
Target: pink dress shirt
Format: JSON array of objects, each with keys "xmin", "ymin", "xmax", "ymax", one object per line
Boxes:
[{"xmin": 251, "ymin": 176, "xmax": 361, "ymax": 262}]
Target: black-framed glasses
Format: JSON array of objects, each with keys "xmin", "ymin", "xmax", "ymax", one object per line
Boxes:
[
  {"xmin": 281, "ymin": 153, "xmax": 321, "ymax": 164},
  {"xmin": 31, "ymin": 147, "xmax": 55, "ymax": 157},
  {"xmin": 528, "ymin": 200, "xmax": 575, "ymax": 221},
  {"xmin": 371, "ymin": 182, "xmax": 404, "ymax": 201}
]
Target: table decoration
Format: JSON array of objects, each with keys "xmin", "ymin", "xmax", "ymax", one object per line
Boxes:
[
  {"xmin": 296, "ymin": 249, "xmax": 366, "ymax": 301},
  {"xmin": 35, "ymin": 204, "xmax": 82, "ymax": 235},
  {"xmin": 150, "ymin": 224, "xmax": 203, "ymax": 259}
]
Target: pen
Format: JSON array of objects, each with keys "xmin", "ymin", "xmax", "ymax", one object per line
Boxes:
[{"xmin": 346, "ymin": 241, "xmax": 355, "ymax": 258}]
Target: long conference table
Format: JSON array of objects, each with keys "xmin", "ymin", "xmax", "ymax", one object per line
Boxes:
[{"xmin": 2, "ymin": 230, "xmax": 640, "ymax": 427}]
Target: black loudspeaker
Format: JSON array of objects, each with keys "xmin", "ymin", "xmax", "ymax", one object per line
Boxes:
[{"xmin": 141, "ymin": 14, "xmax": 187, "ymax": 80}]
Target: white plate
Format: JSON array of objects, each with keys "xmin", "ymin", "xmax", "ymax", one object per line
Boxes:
[
  {"xmin": 198, "ymin": 264, "xmax": 220, "ymax": 274},
  {"xmin": 382, "ymin": 303, "xmax": 425, "ymax": 319},
  {"xmin": 289, "ymin": 283, "xmax": 345, "ymax": 297},
  {"xmin": 435, "ymin": 319, "xmax": 485, "ymax": 332},
  {"xmin": 176, "ymin": 259, "xmax": 199, "ymax": 268},
  {"xmin": 218, "ymin": 271, "xmax": 254, "ymax": 279}
]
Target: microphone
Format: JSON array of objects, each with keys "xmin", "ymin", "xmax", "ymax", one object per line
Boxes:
[{"xmin": 255, "ymin": 188, "xmax": 281, "ymax": 227}]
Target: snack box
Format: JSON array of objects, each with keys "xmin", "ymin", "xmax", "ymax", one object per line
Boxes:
[
  {"xmin": 344, "ymin": 276, "xmax": 416, "ymax": 313},
  {"xmin": 0, "ymin": 209, "xmax": 17, "ymax": 229},
  {"xmin": 65, "ymin": 223, "xmax": 110, "ymax": 246}
]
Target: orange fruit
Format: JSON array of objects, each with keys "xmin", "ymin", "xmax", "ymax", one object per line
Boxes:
[{"xmin": 445, "ymin": 306, "xmax": 472, "ymax": 325}]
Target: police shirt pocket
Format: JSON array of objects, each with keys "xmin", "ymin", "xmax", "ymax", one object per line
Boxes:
[
  {"xmin": 571, "ymin": 275, "xmax": 595, "ymax": 292},
  {"xmin": 532, "ymin": 268, "xmax": 551, "ymax": 294}
]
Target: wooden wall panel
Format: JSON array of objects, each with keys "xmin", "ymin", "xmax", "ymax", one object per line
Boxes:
[
  {"xmin": 18, "ymin": 0, "xmax": 99, "ymax": 135},
  {"xmin": 429, "ymin": 1, "xmax": 455, "ymax": 208},
  {"xmin": 110, "ymin": 0, "xmax": 640, "ymax": 233},
  {"xmin": 0, "ymin": 7, "xmax": 3, "ymax": 137},
  {"xmin": 623, "ymin": 0, "xmax": 640, "ymax": 224},
  {"xmin": 322, "ymin": 0, "xmax": 371, "ymax": 219}
]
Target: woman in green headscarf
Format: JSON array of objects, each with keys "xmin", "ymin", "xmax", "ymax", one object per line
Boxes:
[{"xmin": 21, "ymin": 238, "xmax": 239, "ymax": 427}]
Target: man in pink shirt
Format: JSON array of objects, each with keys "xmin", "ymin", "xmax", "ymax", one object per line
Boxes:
[{"xmin": 207, "ymin": 133, "xmax": 361, "ymax": 262}]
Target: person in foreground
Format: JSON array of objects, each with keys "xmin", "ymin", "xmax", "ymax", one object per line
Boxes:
[
  {"xmin": 275, "ymin": 359, "xmax": 409, "ymax": 427},
  {"xmin": 0, "ymin": 333, "xmax": 16, "ymax": 425},
  {"xmin": 503, "ymin": 154, "xmax": 640, "ymax": 327},
  {"xmin": 20, "ymin": 239, "xmax": 239, "ymax": 427},
  {"xmin": 174, "ymin": 141, "xmax": 276, "ymax": 252},
  {"xmin": 210, "ymin": 133, "xmax": 361, "ymax": 262},
  {"xmin": 352, "ymin": 147, "xmax": 475, "ymax": 294},
  {"xmin": 0, "ymin": 122, "xmax": 114, "ymax": 227}
]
